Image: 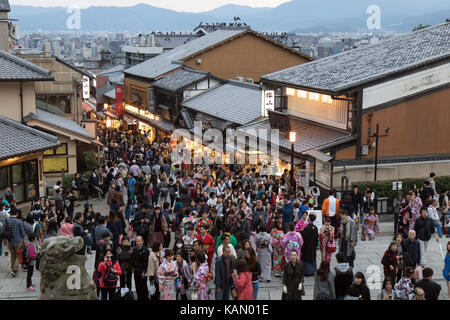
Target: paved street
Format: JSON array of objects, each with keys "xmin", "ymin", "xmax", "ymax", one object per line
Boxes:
[{"xmin": 0, "ymin": 198, "xmax": 448, "ymax": 300}]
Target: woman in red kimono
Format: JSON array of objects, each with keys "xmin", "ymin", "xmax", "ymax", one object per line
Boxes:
[
  {"xmin": 196, "ymin": 225, "xmax": 215, "ymax": 268},
  {"xmin": 233, "ymin": 259, "xmax": 253, "ymax": 300}
]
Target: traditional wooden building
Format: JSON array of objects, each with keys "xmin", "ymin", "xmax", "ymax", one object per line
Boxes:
[
  {"xmin": 260, "ymin": 22, "xmax": 450, "ymax": 187},
  {"xmin": 122, "ymin": 29, "xmax": 312, "ymax": 139}
]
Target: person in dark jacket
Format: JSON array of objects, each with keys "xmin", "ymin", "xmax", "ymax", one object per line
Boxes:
[
  {"xmin": 132, "ymin": 203, "xmax": 152, "ymax": 246},
  {"xmin": 345, "ymin": 272, "xmax": 371, "ymax": 300},
  {"xmin": 351, "ymin": 186, "xmax": 363, "ymax": 217},
  {"xmin": 281, "ymin": 195, "xmax": 294, "ymax": 233},
  {"xmin": 402, "ymin": 230, "xmax": 421, "ymax": 268},
  {"xmin": 334, "ymin": 252, "xmax": 353, "ymax": 299},
  {"xmin": 72, "ymin": 212, "xmax": 88, "ymax": 255},
  {"xmin": 215, "ymin": 245, "xmax": 236, "ymax": 300},
  {"xmin": 301, "ymin": 214, "xmax": 319, "ymax": 276},
  {"xmin": 107, "ymin": 211, "xmax": 125, "ymax": 248},
  {"xmin": 117, "ymin": 236, "xmax": 133, "ymax": 290},
  {"xmin": 131, "ymin": 235, "xmax": 149, "ymax": 300},
  {"xmin": 381, "ymin": 241, "xmax": 398, "ymax": 281},
  {"xmin": 282, "ymin": 250, "xmax": 304, "ymax": 300},
  {"xmin": 414, "ymin": 208, "xmax": 439, "ymax": 266},
  {"xmin": 237, "ymin": 211, "xmax": 251, "ymax": 239},
  {"xmin": 415, "ymin": 267, "xmax": 441, "ymax": 300}
]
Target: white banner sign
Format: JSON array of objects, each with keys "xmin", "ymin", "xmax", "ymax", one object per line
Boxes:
[{"xmin": 82, "ymin": 76, "xmax": 90, "ymax": 99}]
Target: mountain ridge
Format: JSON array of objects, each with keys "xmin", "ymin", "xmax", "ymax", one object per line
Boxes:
[{"xmin": 9, "ymin": 1, "xmax": 450, "ymax": 32}]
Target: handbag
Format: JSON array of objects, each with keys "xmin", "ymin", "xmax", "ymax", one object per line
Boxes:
[
  {"xmin": 149, "ymin": 283, "xmax": 156, "ymax": 296},
  {"xmin": 175, "ymin": 276, "xmax": 183, "ymax": 291},
  {"xmin": 231, "ymin": 285, "xmax": 238, "ymax": 300},
  {"xmin": 191, "ymin": 290, "xmax": 198, "ymax": 300},
  {"xmin": 326, "ymin": 237, "xmax": 336, "ymax": 254}
]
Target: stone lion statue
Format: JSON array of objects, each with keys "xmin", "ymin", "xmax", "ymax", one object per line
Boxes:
[{"xmin": 39, "ymin": 236, "xmax": 97, "ymax": 300}]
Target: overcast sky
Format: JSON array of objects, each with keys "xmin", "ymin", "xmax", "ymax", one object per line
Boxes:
[{"xmin": 9, "ymin": 0, "xmax": 291, "ymax": 12}]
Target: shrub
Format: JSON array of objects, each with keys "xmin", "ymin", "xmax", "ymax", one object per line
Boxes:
[
  {"xmin": 81, "ymin": 151, "xmax": 97, "ymax": 172},
  {"xmin": 62, "ymin": 174, "xmax": 75, "ymax": 191},
  {"xmin": 351, "ymin": 176, "xmax": 450, "ymax": 206}
]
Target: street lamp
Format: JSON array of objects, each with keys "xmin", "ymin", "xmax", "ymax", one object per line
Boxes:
[
  {"xmin": 368, "ymin": 124, "xmax": 389, "ymax": 181},
  {"xmin": 106, "ymin": 118, "xmax": 112, "ymax": 161},
  {"xmin": 289, "ymin": 131, "xmax": 296, "ymax": 191}
]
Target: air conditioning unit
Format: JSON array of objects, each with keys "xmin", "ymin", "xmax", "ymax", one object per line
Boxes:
[
  {"xmin": 236, "ymin": 76, "xmax": 244, "ymax": 82},
  {"xmin": 246, "ymin": 78, "xmax": 254, "ymax": 84}
]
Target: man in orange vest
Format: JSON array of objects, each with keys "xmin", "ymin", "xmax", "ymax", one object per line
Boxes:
[{"xmin": 322, "ymin": 188, "xmax": 340, "ymax": 239}]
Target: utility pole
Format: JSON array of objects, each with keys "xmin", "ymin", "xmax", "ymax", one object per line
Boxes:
[{"xmin": 368, "ymin": 124, "xmax": 389, "ymax": 181}]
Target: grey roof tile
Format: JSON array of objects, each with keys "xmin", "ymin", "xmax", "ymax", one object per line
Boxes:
[
  {"xmin": 155, "ymin": 34, "xmax": 202, "ymax": 50},
  {"xmin": 0, "ymin": 115, "xmax": 59, "ymax": 160},
  {"xmin": 236, "ymin": 118, "xmax": 354, "ymax": 154},
  {"xmin": 0, "ymin": 0, "xmax": 10, "ymax": 12},
  {"xmin": 104, "ymin": 88, "xmax": 116, "ymax": 99},
  {"xmin": 182, "ymin": 80, "xmax": 262, "ymax": 126},
  {"xmin": 153, "ymin": 68, "xmax": 209, "ymax": 92},
  {"xmin": 25, "ymin": 109, "xmax": 94, "ymax": 140},
  {"xmin": 262, "ymin": 22, "xmax": 450, "ymax": 94},
  {"xmin": 124, "ymin": 30, "xmax": 245, "ymax": 80},
  {"xmin": 0, "ymin": 50, "xmax": 53, "ymax": 81}
]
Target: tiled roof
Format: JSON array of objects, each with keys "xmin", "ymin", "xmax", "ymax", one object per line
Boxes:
[
  {"xmin": 182, "ymin": 80, "xmax": 262, "ymax": 126},
  {"xmin": 0, "ymin": 50, "xmax": 54, "ymax": 81},
  {"xmin": 124, "ymin": 30, "xmax": 245, "ymax": 80},
  {"xmin": 236, "ymin": 117, "xmax": 354, "ymax": 154},
  {"xmin": 96, "ymin": 64, "xmax": 125, "ymax": 76},
  {"xmin": 0, "ymin": 0, "xmax": 10, "ymax": 12},
  {"xmin": 104, "ymin": 88, "xmax": 116, "ymax": 99},
  {"xmin": 152, "ymin": 68, "xmax": 209, "ymax": 92},
  {"xmin": 0, "ymin": 115, "xmax": 59, "ymax": 161},
  {"xmin": 24, "ymin": 109, "xmax": 94, "ymax": 140},
  {"xmin": 262, "ymin": 22, "xmax": 450, "ymax": 94},
  {"xmin": 155, "ymin": 34, "xmax": 202, "ymax": 50}
]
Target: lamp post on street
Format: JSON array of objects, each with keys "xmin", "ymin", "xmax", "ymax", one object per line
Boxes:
[{"xmin": 289, "ymin": 131, "xmax": 296, "ymax": 192}]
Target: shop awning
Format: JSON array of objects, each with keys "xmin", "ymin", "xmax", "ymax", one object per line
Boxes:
[
  {"xmin": 82, "ymin": 100, "xmax": 96, "ymax": 112},
  {"xmin": 302, "ymin": 149, "xmax": 333, "ymax": 163},
  {"xmin": 124, "ymin": 110, "xmax": 174, "ymax": 133}
]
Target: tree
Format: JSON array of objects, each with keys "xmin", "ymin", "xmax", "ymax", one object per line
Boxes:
[{"xmin": 412, "ymin": 24, "xmax": 431, "ymax": 32}]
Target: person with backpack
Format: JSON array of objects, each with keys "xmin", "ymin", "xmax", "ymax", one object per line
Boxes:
[
  {"xmin": 97, "ymin": 248, "xmax": 122, "ymax": 300},
  {"xmin": 5, "ymin": 208, "xmax": 26, "ymax": 277},
  {"xmin": 24, "ymin": 234, "xmax": 39, "ymax": 292}
]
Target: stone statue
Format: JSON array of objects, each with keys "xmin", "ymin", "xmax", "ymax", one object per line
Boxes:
[{"xmin": 39, "ymin": 236, "xmax": 97, "ymax": 300}]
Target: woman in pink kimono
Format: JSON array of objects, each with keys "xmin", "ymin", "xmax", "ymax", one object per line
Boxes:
[
  {"xmin": 409, "ymin": 192, "xmax": 422, "ymax": 232},
  {"xmin": 270, "ymin": 222, "xmax": 285, "ymax": 277},
  {"xmin": 319, "ymin": 217, "xmax": 335, "ymax": 262},
  {"xmin": 282, "ymin": 222, "xmax": 304, "ymax": 263},
  {"xmin": 295, "ymin": 211, "xmax": 309, "ymax": 233},
  {"xmin": 362, "ymin": 207, "xmax": 380, "ymax": 241},
  {"xmin": 157, "ymin": 249, "xmax": 179, "ymax": 300},
  {"xmin": 193, "ymin": 253, "xmax": 211, "ymax": 300}
]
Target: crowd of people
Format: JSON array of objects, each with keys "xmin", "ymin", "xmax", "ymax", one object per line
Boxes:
[{"xmin": 0, "ymin": 128, "xmax": 449, "ymax": 301}]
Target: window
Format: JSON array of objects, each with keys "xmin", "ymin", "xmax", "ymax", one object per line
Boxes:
[
  {"xmin": 43, "ymin": 143, "xmax": 69, "ymax": 173},
  {"xmin": 43, "ymin": 158, "xmax": 68, "ymax": 173},
  {"xmin": 36, "ymin": 95, "xmax": 71, "ymax": 114},
  {"xmin": 43, "ymin": 143, "xmax": 68, "ymax": 156}
]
